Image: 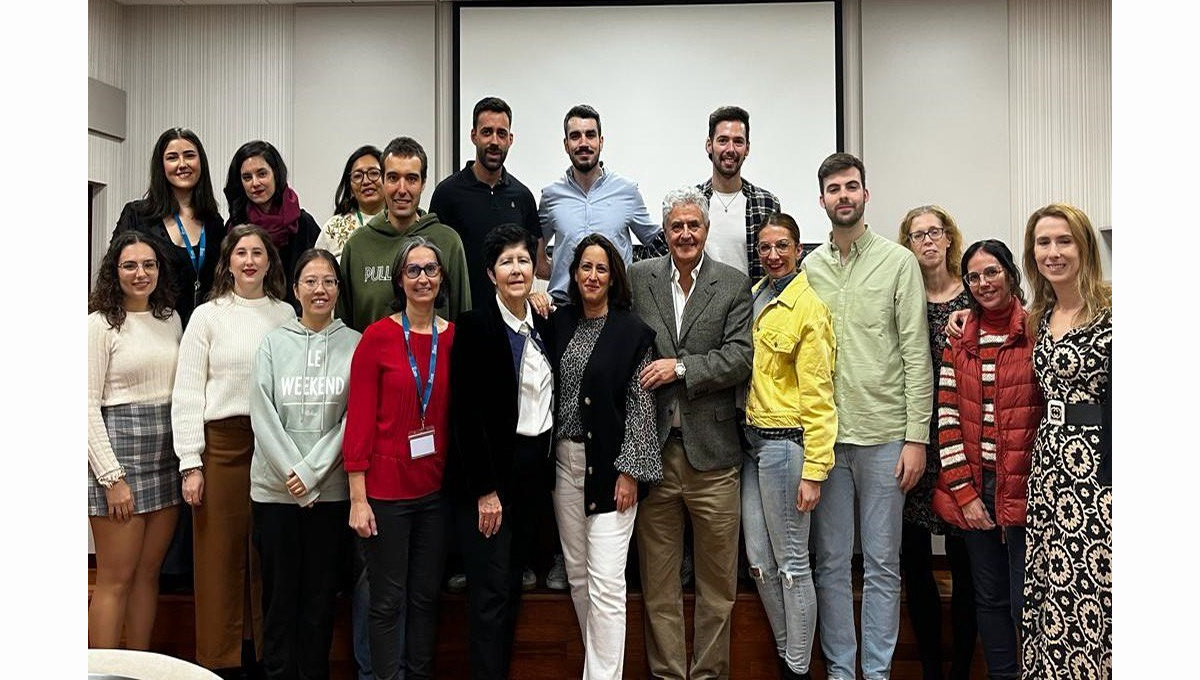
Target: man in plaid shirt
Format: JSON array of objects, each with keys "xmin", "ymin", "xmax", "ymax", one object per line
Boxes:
[{"xmin": 695, "ymin": 105, "xmax": 781, "ymax": 280}]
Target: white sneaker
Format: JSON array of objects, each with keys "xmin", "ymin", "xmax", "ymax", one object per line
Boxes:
[
  {"xmin": 522, "ymin": 567, "xmax": 536, "ymax": 591},
  {"xmin": 446, "ymin": 572, "xmax": 467, "ymax": 592},
  {"xmin": 546, "ymin": 554, "xmax": 568, "ymax": 590}
]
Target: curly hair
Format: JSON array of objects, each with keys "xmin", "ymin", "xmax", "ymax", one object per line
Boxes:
[
  {"xmin": 210, "ymin": 224, "xmax": 287, "ymax": 301},
  {"xmin": 88, "ymin": 231, "xmax": 178, "ymax": 330}
]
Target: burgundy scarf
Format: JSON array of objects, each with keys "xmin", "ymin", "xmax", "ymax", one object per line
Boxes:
[{"xmin": 248, "ymin": 186, "xmax": 302, "ymax": 248}]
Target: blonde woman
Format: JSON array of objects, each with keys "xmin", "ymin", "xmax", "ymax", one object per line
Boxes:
[{"xmin": 1019, "ymin": 203, "xmax": 1111, "ymax": 679}]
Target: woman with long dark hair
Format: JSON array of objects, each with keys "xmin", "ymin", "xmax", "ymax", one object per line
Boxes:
[
  {"xmin": 88, "ymin": 232, "xmax": 182, "ymax": 650},
  {"xmin": 172, "ymin": 224, "xmax": 295, "ymax": 676},
  {"xmin": 546, "ymin": 233, "xmax": 661, "ymax": 680},
  {"xmin": 113, "ymin": 126, "xmax": 226, "ymax": 326},
  {"xmin": 224, "ymin": 140, "xmax": 321, "ymax": 309},
  {"xmin": 315, "ymin": 145, "xmax": 385, "ymax": 260},
  {"xmin": 935, "ymin": 239, "xmax": 1040, "ymax": 680}
]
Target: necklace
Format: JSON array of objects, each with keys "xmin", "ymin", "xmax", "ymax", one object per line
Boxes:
[{"xmin": 713, "ymin": 190, "xmax": 738, "ymax": 213}]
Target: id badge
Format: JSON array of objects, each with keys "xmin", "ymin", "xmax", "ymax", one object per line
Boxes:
[{"xmin": 408, "ymin": 426, "xmax": 436, "ymax": 459}]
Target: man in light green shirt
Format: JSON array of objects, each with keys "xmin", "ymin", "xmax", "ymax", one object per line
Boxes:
[{"xmin": 802, "ymin": 153, "xmax": 932, "ymax": 680}]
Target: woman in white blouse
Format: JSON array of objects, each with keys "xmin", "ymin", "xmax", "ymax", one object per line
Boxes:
[
  {"xmin": 171, "ymin": 223, "xmax": 294, "ymax": 675},
  {"xmin": 88, "ymin": 231, "xmax": 183, "ymax": 649}
]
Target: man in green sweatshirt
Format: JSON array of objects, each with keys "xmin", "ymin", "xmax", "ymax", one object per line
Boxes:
[{"xmin": 339, "ymin": 136, "xmax": 472, "ymax": 331}]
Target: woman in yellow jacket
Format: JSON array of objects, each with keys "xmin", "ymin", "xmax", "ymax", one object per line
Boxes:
[{"xmin": 742, "ymin": 212, "xmax": 838, "ymax": 680}]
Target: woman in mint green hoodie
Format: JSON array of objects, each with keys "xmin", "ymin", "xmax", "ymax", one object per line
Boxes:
[{"xmin": 249, "ymin": 248, "xmax": 362, "ymax": 680}]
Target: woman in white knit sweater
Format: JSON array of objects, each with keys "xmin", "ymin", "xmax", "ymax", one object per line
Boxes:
[
  {"xmin": 172, "ymin": 223, "xmax": 294, "ymax": 676},
  {"xmin": 88, "ymin": 231, "xmax": 183, "ymax": 650}
]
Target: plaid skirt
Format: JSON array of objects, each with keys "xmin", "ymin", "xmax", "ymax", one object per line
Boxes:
[{"xmin": 87, "ymin": 402, "xmax": 181, "ymax": 516}]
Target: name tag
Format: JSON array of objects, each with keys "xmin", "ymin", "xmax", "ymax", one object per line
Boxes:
[{"xmin": 409, "ymin": 426, "xmax": 436, "ymax": 459}]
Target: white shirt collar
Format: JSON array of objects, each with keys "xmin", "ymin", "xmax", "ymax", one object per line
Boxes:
[
  {"xmin": 496, "ymin": 294, "xmax": 534, "ymax": 333},
  {"xmin": 670, "ymin": 253, "xmax": 706, "ymax": 284}
]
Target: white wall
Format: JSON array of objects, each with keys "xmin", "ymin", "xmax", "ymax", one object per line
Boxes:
[
  {"xmin": 861, "ymin": 0, "xmax": 1012, "ymax": 255},
  {"xmin": 293, "ymin": 5, "xmax": 437, "ymax": 227},
  {"xmin": 860, "ymin": 0, "xmax": 1111, "ymax": 276},
  {"xmin": 457, "ymin": 3, "xmax": 838, "ymax": 236},
  {"xmin": 92, "ymin": 0, "xmax": 1110, "ymax": 277}
]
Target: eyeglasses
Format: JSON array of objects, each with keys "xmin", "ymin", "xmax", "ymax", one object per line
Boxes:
[
  {"xmin": 119, "ymin": 260, "xmax": 158, "ymax": 273},
  {"xmin": 757, "ymin": 240, "xmax": 794, "ymax": 256},
  {"xmin": 908, "ymin": 227, "xmax": 945, "ymax": 243},
  {"xmin": 963, "ymin": 265, "xmax": 1005, "ymax": 287},
  {"xmin": 351, "ymin": 168, "xmax": 382, "ymax": 184},
  {"xmin": 404, "ymin": 263, "xmax": 442, "ymax": 279},
  {"xmin": 299, "ymin": 277, "xmax": 339, "ymax": 290}
]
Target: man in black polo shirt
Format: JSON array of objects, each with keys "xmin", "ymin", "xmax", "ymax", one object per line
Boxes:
[{"xmin": 430, "ymin": 96, "xmax": 544, "ymax": 307}]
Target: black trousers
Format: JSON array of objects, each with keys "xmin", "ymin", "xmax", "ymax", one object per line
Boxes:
[
  {"xmin": 901, "ymin": 520, "xmax": 978, "ymax": 680},
  {"xmin": 252, "ymin": 500, "xmax": 349, "ymax": 680},
  {"xmin": 364, "ymin": 492, "xmax": 448, "ymax": 680},
  {"xmin": 456, "ymin": 432, "xmax": 551, "ymax": 679},
  {"xmin": 962, "ymin": 469, "xmax": 1025, "ymax": 680}
]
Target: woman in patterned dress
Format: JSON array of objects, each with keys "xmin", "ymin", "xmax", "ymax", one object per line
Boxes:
[
  {"xmin": 1020, "ymin": 203, "xmax": 1112, "ymax": 679},
  {"xmin": 314, "ymin": 145, "xmax": 385, "ymax": 260},
  {"xmin": 546, "ymin": 233, "xmax": 662, "ymax": 680},
  {"xmin": 88, "ymin": 232, "xmax": 182, "ymax": 649},
  {"xmin": 898, "ymin": 205, "xmax": 977, "ymax": 679}
]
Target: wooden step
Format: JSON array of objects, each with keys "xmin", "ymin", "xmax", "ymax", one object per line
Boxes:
[{"xmin": 89, "ymin": 567, "xmax": 987, "ymax": 678}]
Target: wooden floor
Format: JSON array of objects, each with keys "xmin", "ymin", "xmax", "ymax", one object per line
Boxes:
[{"xmin": 89, "ymin": 564, "xmax": 987, "ymax": 678}]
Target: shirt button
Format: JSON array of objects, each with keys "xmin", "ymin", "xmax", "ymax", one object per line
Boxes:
[
  {"xmin": 584, "ymin": 396, "xmax": 591, "ymax": 405},
  {"xmin": 588, "ymin": 502, "xmax": 596, "ymax": 511},
  {"xmin": 587, "ymin": 466, "xmax": 593, "ymax": 475},
  {"xmin": 586, "ymin": 432, "xmax": 592, "ymax": 440}
]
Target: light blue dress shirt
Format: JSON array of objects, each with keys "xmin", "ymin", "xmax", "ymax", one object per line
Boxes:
[{"xmin": 538, "ymin": 165, "xmax": 661, "ymax": 301}]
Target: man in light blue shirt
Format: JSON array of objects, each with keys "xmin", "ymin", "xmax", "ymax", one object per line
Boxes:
[{"xmin": 538, "ymin": 104, "xmax": 662, "ymax": 303}]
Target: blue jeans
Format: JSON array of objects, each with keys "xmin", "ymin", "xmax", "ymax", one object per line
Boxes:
[
  {"xmin": 812, "ymin": 440, "xmax": 906, "ymax": 680},
  {"xmin": 741, "ymin": 431, "xmax": 817, "ymax": 675}
]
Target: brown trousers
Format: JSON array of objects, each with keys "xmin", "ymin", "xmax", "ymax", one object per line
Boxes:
[
  {"xmin": 192, "ymin": 416, "xmax": 263, "ymax": 669},
  {"xmin": 636, "ymin": 438, "xmax": 742, "ymax": 680}
]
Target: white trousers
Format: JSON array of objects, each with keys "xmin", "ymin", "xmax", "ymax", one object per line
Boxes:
[{"xmin": 552, "ymin": 439, "xmax": 637, "ymax": 680}]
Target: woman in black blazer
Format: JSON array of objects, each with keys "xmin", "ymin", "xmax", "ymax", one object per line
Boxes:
[
  {"xmin": 113, "ymin": 127, "xmax": 226, "ymax": 327},
  {"xmin": 446, "ymin": 223, "xmax": 554, "ymax": 679},
  {"xmin": 543, "ymin": 233, "xmax": 662, "ymax": 680}
]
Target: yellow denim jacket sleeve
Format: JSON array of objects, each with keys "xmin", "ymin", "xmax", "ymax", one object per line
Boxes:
[{"xmin": 746, "ymin": 272, "xmax": 838, "ymax": 481}]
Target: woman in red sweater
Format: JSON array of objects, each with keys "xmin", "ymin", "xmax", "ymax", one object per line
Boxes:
[
  {"xmin": 343, "ymin": 236, "xmax": 455, "ymax": 680},
  {"xmin": 934, "ymin": 239, "xmax": 1042, "ymax": 680}
]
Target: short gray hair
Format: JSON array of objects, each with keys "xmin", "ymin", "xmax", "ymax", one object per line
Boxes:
[{"xmin": 661, "ymin": 186, "xmax": 710, "ymax": 225}]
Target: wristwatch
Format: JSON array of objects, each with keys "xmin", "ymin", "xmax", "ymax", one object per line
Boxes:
[{"xmin": 674, "ymin": 360, "xmax": 687, "ymax": 380}]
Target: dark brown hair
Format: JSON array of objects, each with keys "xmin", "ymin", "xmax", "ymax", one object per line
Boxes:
[
  {"xmin": 88, "ymin": 231, "xmax": 178, "ymax": 330},
  {"xmin": 567, "ymin": 233, "xmax": 632, "ymax": 311}
]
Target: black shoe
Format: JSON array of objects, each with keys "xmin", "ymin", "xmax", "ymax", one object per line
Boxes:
[{"xmin": 776, "ymin": 656, "xmax": 811, "ymax": 680}]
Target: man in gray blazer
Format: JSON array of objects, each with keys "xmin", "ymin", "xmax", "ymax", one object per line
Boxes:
[{"xmin": 629, "ymin": 186, "xmax": 753, "ymax": 680}]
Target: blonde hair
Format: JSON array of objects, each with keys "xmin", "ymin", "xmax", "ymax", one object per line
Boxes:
[
  {"xmin": 898, "ymin": 205, "xmax": 963, "ymax": 277},
  {"xmin": 1022, "ymin": 203, "xmax": 1111, "ymax": 337}
]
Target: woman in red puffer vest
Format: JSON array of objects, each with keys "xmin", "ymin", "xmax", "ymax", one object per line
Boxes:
[{"xmin": 934, "ymin": 239, "xmax": 1042, "ymax": 680}]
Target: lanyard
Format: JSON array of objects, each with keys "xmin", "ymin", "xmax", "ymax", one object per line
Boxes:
[
  {"xmin": 355, "ymin": 209, "xmax": 365, "ymax": 228},
  {"xmin": 173, "ymin": 213, "xmax": 206, "ymax": 303},
  {"xmin": 400, "ymin": 312, "xmax": 439, "ymax": 425}
]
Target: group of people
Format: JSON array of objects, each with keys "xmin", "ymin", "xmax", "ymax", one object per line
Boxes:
[{"xmin": 87, "ymin": 99, "xmax": 1112, "ymax": 680}]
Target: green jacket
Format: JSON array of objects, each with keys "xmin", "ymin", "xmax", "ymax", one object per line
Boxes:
[{"xmin": 338, "ymin": 210, "xmax": 472, "ymax": 331}]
